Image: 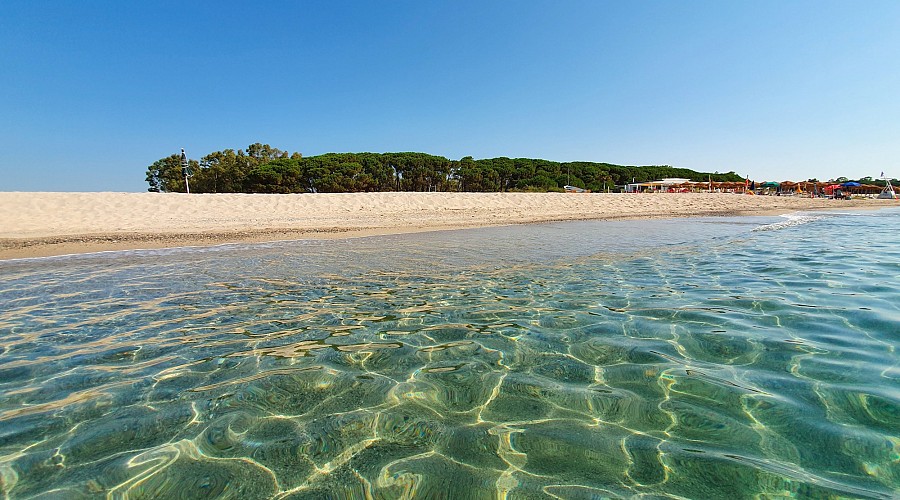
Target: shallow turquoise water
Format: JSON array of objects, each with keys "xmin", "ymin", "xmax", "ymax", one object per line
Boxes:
[{"xmin": 1, "ymin": 209, "xmax": 898, "ymax": 499}]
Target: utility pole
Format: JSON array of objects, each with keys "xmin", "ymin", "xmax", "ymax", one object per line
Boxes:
[{"xmin": 181, "ymin": 148, "xmax": 191, "ymax": 194}]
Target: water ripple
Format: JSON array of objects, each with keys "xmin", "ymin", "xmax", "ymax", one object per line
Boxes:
[{"xmin": 1, "ymin": 210, "xmax": 898, "ymax": 498}]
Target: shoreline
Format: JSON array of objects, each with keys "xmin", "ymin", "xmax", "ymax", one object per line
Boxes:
[{"xmin": 1, "ymin": 192, "xmax": 894, "ymax": 260}]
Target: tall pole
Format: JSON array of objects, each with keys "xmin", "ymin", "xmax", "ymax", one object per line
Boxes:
[{"xmin": 181, "ymin": 148, "xmax": 190, "ymax": 194}]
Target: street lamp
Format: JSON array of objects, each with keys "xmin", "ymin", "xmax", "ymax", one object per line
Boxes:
[{"xmin": 181, "ymin": 148, "xmax": 192, "ymax": 193}]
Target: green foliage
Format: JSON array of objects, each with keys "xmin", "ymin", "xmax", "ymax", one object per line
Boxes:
[
  {"xmin": 145, "ymin": 145, "xmax": 746, "ymax": 193},
  {"xmin": 145, "ymin": 154, "xmax": 199, "ymax": 192}
]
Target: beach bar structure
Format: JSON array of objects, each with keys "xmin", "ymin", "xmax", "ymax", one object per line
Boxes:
[
  {"xmin": 625, "ymin": 178, "xmax": 693, "ymax": 193},
  {"xmin": 624, "ymin": 178, "xmax": 751, "ymax": 193}
]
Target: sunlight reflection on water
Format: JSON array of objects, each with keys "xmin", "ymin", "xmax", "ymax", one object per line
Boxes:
[{"xmin": 1, "ymin": 210, "xmax": 898, "ymax": 498}]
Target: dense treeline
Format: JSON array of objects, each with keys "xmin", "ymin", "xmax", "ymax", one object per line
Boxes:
[{"xmin": 146, "ymin": 142, "xmax": 747, "ymax": 193}]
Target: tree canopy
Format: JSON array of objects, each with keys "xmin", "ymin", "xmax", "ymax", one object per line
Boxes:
[{"xmin": 145, "ymin": 143, "xmax": 749, "ymax": 194}]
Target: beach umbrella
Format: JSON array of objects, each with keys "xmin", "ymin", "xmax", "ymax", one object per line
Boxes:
[
  {"xmin": 841, "ymin": 181, "xmax": 861, "ymax": 187},
  {"xmin": 759, "ymin": 181, "xmax": 780, "ymax": 188}
]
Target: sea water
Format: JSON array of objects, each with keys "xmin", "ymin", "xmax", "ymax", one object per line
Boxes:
[{"xmin": 0, "ymin": 209, "xmax": 898, "ymax": 499}]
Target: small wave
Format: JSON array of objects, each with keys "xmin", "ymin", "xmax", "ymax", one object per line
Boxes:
[{"xmin": 752, "ymin": 212, "xmax": 829, "ymax": 232}]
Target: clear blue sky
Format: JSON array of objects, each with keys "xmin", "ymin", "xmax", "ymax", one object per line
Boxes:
[{"xmin": 2, "ymin": 1, "xmax": 898, "ymax": 191}]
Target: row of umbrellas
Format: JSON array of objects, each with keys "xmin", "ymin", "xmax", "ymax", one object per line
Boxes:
[
  {"xmin": 668, "ymin": 180, "xmax": 883, "ymax": 193},
  {"xmin": 763, "ymin": 181, "xmax": 884, "ymax": 193},
  {"xmin": 759, "ymin": 181, "xmax": 861, "ymax": 188}
]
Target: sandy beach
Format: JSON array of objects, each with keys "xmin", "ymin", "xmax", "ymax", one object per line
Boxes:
[{"xmin": 0, "ymin": 191, "xmax": 894, "ymax": 260}]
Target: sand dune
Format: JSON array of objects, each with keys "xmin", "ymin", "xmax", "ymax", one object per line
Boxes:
[{"xmin": 0, "ymin": 191, "xmax": 893, "ymax": 259}]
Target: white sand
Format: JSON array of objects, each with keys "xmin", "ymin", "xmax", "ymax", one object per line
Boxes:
[{"xmin": 0, "ymin": 192, "xmax": 893, "ymax": 259}]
